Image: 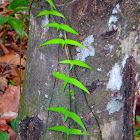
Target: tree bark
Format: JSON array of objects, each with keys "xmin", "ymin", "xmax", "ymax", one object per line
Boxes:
[{"xmin": 18, "ymin": 0, "xmax": 140, "ymax": 140}]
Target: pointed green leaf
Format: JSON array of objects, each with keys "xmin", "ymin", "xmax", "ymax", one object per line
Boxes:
[
  {"xmin": 69, "ymin": 128, "xmax": 90, "ymax": 135},
  {"xmin": 46, "ymin": 107, "xmax": 69, "ymax": 115},
  {"xmin": 49, "ymin": 10, "xmax": 65, "ymax": 18},
  {"xmin": 48, "ymin": 126, "xmax": 69, "ymax": 133},
  {"xmin": 41, "ymin": 39, "xmax": 87, "ymax": 49},
  {"xmin": 60, "ymin": 24, "xmax": 79, "ymax": 35},
  {"xmin": 69, "ymin": 112, "xmax": 86, "ymax": 131},
  {"xmin": 48, "ymin": 126, "xmax": 90, "ymax": 140},
  {"xmin": 58, "ymin": 60, "xmax": 72, "ymax": 71},
  {"xmin": 43, "ymin": 23, "xmax": 79, "ymax": 35},
  {"xmin": 46, "ymin": 0, "xmax": 56, "ymax": 10},
  {"xmin": 43, "ymin": 23, "xmax": 59, "ymax": 28},
  {"xmin": 46, "ymin": 107, "xmax": 86, "ymax": 130},
  {"xmin": 58, "ymin": 60, "xmax": 72, "ymax": 64},
  {"xmin": 46, "ymin": 107, "xmax": 70, "ymax": 123},
  {"xmin": 43, "ymin": 23, "xmax": 60, "ymax": 33},
  {"xmin": 37, "ymin": 10, "xmax": 50, "ymax": 17},
  {"xmin": 73, "ymin": 60, "xmax": 92, "ymax": 70},
  {"xmin": 40, "ymin": 38, "xmax": 64, "ymax": 47},
  {"xmin": 0, "ymin": 15, "xmax": 8, "ymax": 26},
  {"xmin": 53, "ymin": 72, "xmax": 90, "ymax": 94},
  {"xmin": 53, "ymin": 72, "xmax": 68, "ymax": 81},
  {"xmin": 65, "ymin": 39, "xmax": 87, "ymax": 49},
  {"xmin": 9, "ymin": 80, "xmax": 16, "ymax": 85},
  {"xmin": 37, "ymin": 10, "xmax": 65, "ymax": 18},
  {"xmin": 68, "ymin": 77, "xmax": 90, "ymax": 94},
  {"xmin": 59, "ymin": 60, "xmax": 92, "ymax": 71},
  {"xmin": 136, "ymin": 115, "xmax": 140, "ymax": 123}
]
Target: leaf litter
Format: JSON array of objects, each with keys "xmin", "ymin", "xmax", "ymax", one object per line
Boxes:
[{"xmin": 0, "ymin": 0, "xmax": 28, "ymax": 139}]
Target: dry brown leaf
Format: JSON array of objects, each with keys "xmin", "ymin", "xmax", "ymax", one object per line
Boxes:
[
  {"xmin": 0, "ymin": 85, "xmax": 21, "ymax": 115},
  {"xmin": 0, "ymin": 123, "xmax": 9, "ymax": 132},
  {"xmin": 0, "ymin": 52, "xmax": 26, "ymax": 67},
  {"xmin": 0, "ymin": 44, "xmax": 9, "ymax": 55}
]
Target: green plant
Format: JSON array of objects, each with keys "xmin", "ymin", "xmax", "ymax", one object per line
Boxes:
[
  {"xmin": 40, "ymin": 38, "xmax": 87, "ymax": 49},
  {"xmin": 58, "ymin": 60, "xmax": 92, "ymax": 71},
  {"xmin": 43, "ymin": 23, "xmax": 79, "ymax": 35},
  {"xmin": 37, "ymin": 10, "xmax": 65, "ymax": 18},
  {"xmin": 135, "ymin": 115, "xmax": 140, "ymax": 138},
  {"xmin": 10, "ymin": 117, "xmax": 18, "ymax": 133},
  {"xmin": 53, "ymin": 72, "xmax": 90, "ymax": 94},
  {"xmin": 46, "ymin": 107, "xmax": 86, "ymax": 130},
  {"xmin": 48, "ymin": 126, "xmax": 90, "ymax": 140},
  {"xmin": 0, "ymin": 0, "xmax": 29, "ymax": 45},
  {"xmin": 37, "ymin": 0, "xmax": 95, "ymax": 139},
  {"xmin": 9, "ymin": 79, "xmax": 16, "ymax": 85},
  {"xmin": 0, "ymin": 132, "xmax": 10, "ymax": 140}
]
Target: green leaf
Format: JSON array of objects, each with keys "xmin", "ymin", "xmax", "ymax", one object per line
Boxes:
[
  {"xmin": 60, "ymin": 24, "xmax": 79, "ymax": 35},
  {"xmin": 135, "ymin": 129, "xmax": 140, "ymax": 138},
  {"xmin": 37, "ymin": 10, "xmax": 65, "ymax": 18},
  {"xmin": 53, "ymin": 72, "xmax": 90, "ymax": 94},
  {"xmin": 9, "ymin": 80, "xmax": 16, "ymax": 85},
  {"xmin": 49, "ymin": 10, "xmax": 65, "ymax": 18},
  {"xmin": 11, "ymin": 117, "xmax": 18, "ymax": 133},
  {"xmin": 41, "ymin": 38, "xmax": 87, "ymax": 49},
  {"xmin": 8, "ymin": 0, "xmax": 29, "ymax": 10},
  {"xmin": 68, "ymin": 128, "xmax": 90, "ymax": 135},
  {"xmin": 65, "ymin": 39, "xmax": 87, "ymax": 49},
  {"xmin": 59, "ymin": 60, "xmax": 92, "ymax": 71},
  {"xmin": 44, "ymin": 23, "xmax": 79, "ymax": 35},
  {"xmin": 0, "ymin": 132, "xmax": 10, "ymax": 140},
  {"xmin": 7, "ymin": 17, "xmax": 27, "ymax": 38},
  {"xmin": 43, "ymin": 23, "xmax": 59, "ymax": 32},
  {"xmin": 46, "ymin": 107, "xmax": 86, "ymax": 131},
  {"xmin": 7, "ymin": 18, "xmax": 22, "ymax": 35},
  {"xmin": 0, "ymin": 15, "xmax": 8, "ymax": 26},
  {"xmin": 48, "ymin": 126, "xmax": 90, "ymax": 140},
  {"xmin": 43, "ymin": 23, "xmax": 59, "ymax": 28},
  {"xmin": 41, "ymin": 38, "xmax": 64, "ymax": 47},
  {"xmin": 46, "ymin": 0, "xmax": 56, "ymax": 10},
  {"xmin": 136, "ymin": 115, "xmax": 140, "ymax": 124},
  {"xmin": 135, "ymin": 126, "xmax": 140, "ymax": 131}
]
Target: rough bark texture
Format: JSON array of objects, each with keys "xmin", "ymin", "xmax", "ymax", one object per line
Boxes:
[{"xmin": 18, "ymin": 0, "xmax": 140, "ymax": 140}]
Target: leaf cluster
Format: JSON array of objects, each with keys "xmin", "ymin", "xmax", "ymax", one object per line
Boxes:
[{"xmin": 0, "ymin": 0, "xmax": 29, "ymax": 39}]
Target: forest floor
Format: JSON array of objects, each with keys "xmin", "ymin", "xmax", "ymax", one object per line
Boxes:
[{"xmin": 0, "ymin": 0, "xmax": 28, "ymax": 139}]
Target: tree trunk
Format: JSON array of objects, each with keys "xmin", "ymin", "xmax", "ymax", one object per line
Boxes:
[{"xmin": 18, "ymin": 0, "xmax": 140, "ymax": 140}]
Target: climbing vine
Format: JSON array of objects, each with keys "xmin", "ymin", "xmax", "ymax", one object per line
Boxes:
[{"xmin": 37, "ymin": 0, "xmax": 102, "ymax": 139}]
